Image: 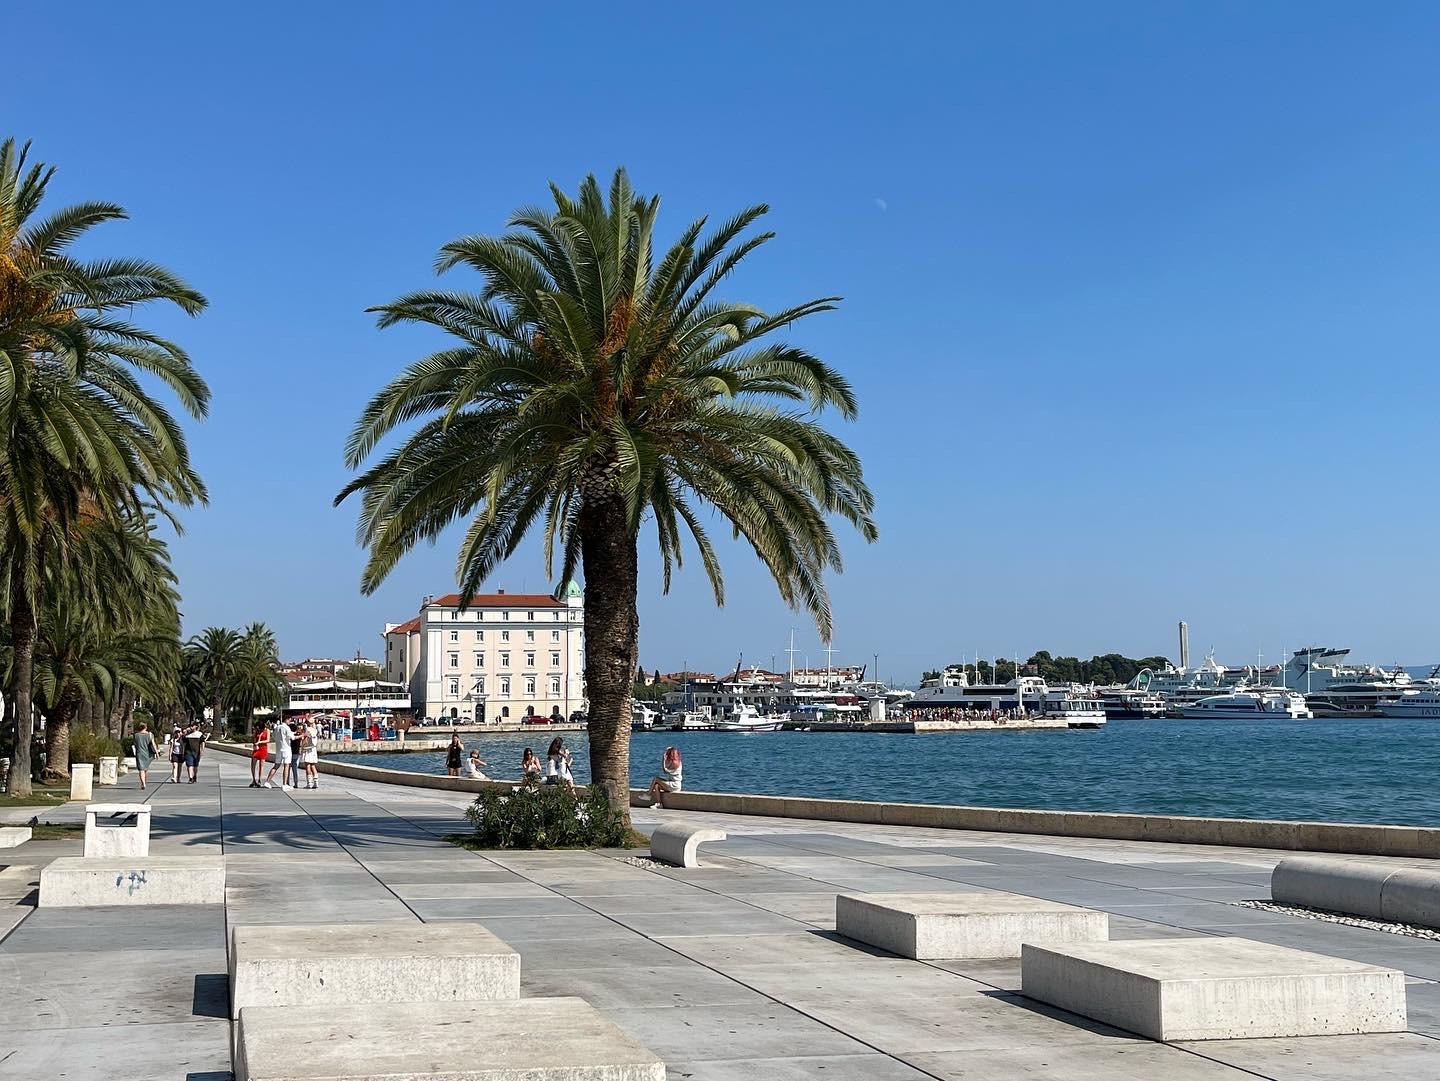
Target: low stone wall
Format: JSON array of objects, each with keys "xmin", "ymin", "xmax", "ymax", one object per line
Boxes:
[{"xmin": 207, "ymin": 743, "xmax": 1440, "ymax": 858}]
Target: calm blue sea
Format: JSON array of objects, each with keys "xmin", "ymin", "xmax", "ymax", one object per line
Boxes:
[{"xmin": 342, "ymin": 718, "xmax": 1440, "ymax": 827}]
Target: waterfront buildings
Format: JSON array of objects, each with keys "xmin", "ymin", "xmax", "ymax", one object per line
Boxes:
[{"xmin": 382, "ymin": 584, "xmax": 585, "ymax": 723}]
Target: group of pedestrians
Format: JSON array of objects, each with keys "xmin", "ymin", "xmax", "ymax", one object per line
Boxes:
[
  {"xmin": 162, "ymin": 723, "xmax": 209, "ymax": 784},
  {"xmin": 250, "ymin": 717, "xmax": 321, "ymax": 789}
]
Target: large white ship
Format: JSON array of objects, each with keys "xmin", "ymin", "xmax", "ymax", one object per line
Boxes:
[
  {"xmin": 1181, "ymin": 689, "xmax": 1313, "ymax": 719},
  {"xmin": 907, "ymin": 669, "xmax": 1105, "ymax": 727},
  {"xmin": 1376, "ymin": 689, "xmax": 1440, "ymax": 718},
  {"xmin": 1284, "ymin": 647, "xmax": 1413, "ymax": 715}
]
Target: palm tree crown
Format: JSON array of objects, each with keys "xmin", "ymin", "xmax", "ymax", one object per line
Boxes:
[{"xmin": 340, "ymin": 169, "xmax": 875, "ymax": 812}]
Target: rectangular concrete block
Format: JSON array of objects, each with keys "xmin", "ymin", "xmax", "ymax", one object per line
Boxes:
[
  {"xmin": 235, "ymin": 996, "xmax": 666, "ymax": 1081},
  {"xmin": 229, "ymin": 921, "xmax": 521, "ymax": 1019},
  {"xmin": 69, "ymin": 764, "xmax": 93, "ymax": 801},
  {"xmin": 39, "ymin": 855, "xmax": 224, "ymax": 907},
  {"xmin": 0, "ymin": 826, "xmax": 31, "ymax": 848},
  {"xmin": 837, "ymin": 892, "xmax": 1109, "ymax": 960},
  {"xmin": 1020, "ymin": 938, "xmax": 1407, "ymax": 1041}
]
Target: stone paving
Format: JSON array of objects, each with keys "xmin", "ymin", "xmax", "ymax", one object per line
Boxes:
[{"xmin": 2, "ymin": 753, "xmax": 1440, "ymax": 1079}]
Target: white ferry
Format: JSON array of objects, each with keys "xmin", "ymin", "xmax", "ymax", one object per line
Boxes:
[
  {"xmin": 1042, "ymin": 688, "xmax": 1108, "ymax": 728},
  {"xmin": 1285, "ymin": 647, "xmax": 1413, "ymax": 715},
  {"xmin": 1375, "ymin": 690, "xmax": 1440, "ymax": 718},
  {"xmin": 711, "ymin": 703, "xmax": 786, "ymax": 732},
  {"xmin": 908, "ymin": 670, "xmax": 1051, "ymax": 711},
  {"xmin": 1180, "ymin": 690, "xmax": 1313, "ymax": 719}
]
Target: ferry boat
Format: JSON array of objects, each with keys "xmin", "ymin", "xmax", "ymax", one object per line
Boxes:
[
  {"xmin": 1375, "ymin": 690, "xmax": 1440, "ymax": 718},
  {"xmin": 1143, "ymin": 653, "xmax": 1249, "ymax": 708},
  {"xmin": 1096, "ymin": 685, "xmax": 1168, "ymax": 718},
  {"xmin": 1042, "ymin": 689, "xmax": 1108, "ymax": 728},
  {"xmin": 1285, "ymin": 647, "xmax": 1413, "ymax": 715},
  {"xmin": 1180, "ymin": 690, "xmax": 1313, "ymax": 719},
  {"xmin": 907, "ymin": 669, "xmax": 1052, "ymax": 711}
]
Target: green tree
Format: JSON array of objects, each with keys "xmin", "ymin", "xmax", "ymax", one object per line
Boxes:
[
  {"xmin": 339, "ymin": 170, "xmax": 875, "ymax": 816},
  {"xmin": 336, "ymin": 661, "xmax": 382, "ymax": 681},
  {"xmin": 0, "ymin": 138, "xmax": 209, "ymax": 795},
  {"xmin": 185, "ymin": 627, "xmax": 242, "ymax": 729}
]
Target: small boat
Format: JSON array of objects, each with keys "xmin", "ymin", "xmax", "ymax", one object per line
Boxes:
[
  {"xmin": 630, "ymin": 703, "xmax": 659, "ymax": 731},
  {"xmin": 711, "ymin": 704, "xmax": 786, "ymax": 732},
  {"xmin": 659, "ymin": 710, "xmax": 713, "ymax": 731},
  {"xmin": 1180, "ymin": 690, "xmax": 1313, "ymax": 719}
]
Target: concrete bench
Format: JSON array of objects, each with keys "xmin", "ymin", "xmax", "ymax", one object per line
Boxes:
[
  {"xmin": 69, "ymin": 764, "xmax": 93, "ymax": 801},
  {"xmin": 0, "ymin": 826, "xmax": 31, "ymax": 848},
  {"xmin": 235, "ymin": 996, "xmax": 665, "ymax": 1081},
  {"xmin": 1021, "ymin": 938, "xmax": 1406, "ymax": 1040},
  {"xmin": 39, "ymin": 855, "xmax": 224, "ymax": 907},
  {"xmin": 97, "ymin": 757, "xmax": 119, "ymax": 785},
  {"xmin": 837, "ymin": 891, "xmax": 1108, "ymax": 959},
  {"xmin": 229, "ymin": 921, "xmax": 520, "ymax": 1018},
  {"xmin": 84, "ymin": 803, "xmax": 151, "ymax": 858},
  {"xmin": 1273, "ymin": 856, "xmax": 1440, "ymax": 929},
  {"xmin": 650, "ymin": 824, "xmax": 726, "ymax": 868}
]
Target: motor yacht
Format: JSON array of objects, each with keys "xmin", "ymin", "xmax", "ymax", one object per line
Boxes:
[
  {"xmin": 1180, "ymin": 690, "xmax": 1313, "ymax": 719},
  {"xmin": 1042, "ymin": 688, "xmax": 1108, "ymax": 728},
  {"xmin": 711, "ymin": 703, "xmax": 786, "ymax": 732},
  {"xmin": 1285, "ymin": 647, "xmax": 1413, "ymax": 715},
  {"xmin": 1375, "ymin": 690, "xmax": 1440, "ymax": 718}
]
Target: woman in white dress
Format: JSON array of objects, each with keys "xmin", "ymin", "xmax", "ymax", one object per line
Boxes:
[{"xmin": 300, "ymin": 722, "xmax": 320, "ymax": 789}]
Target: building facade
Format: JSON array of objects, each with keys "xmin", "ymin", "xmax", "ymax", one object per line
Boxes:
[{"xmin": 383, "ymin": 585, "xmax": 585, "ymax": 723}]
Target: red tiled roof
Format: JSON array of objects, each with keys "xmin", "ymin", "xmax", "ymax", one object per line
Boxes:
[
  {"xmin": 430, "ymin": 593, "xmax": 565, "ymax": 608},
  {"xmin": 388, "ymin": 617, "xmax": 421, "ymax": 635}
]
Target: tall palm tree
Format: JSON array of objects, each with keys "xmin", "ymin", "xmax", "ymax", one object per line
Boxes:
[
  {"xmin": 185, "ymin": 627, "xmax": 242, "ymax": 730},
  {"xmin": 226, "ymin": 636, "xmax": 285, "ymax": 737},
  {"xmin": 339, "ymin": 170, "xmax": 875, "ymax": 816},
  {"xmin": 0, "ymin": 137, "xmax": 208, "ymax": 795}
]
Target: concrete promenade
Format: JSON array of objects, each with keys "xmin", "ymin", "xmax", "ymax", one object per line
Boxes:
[{"xmin": 2, "ymin": 756, "xmax": 1439, "ymax": 1080}]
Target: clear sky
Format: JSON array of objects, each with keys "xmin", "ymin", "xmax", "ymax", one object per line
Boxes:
[{"xmin": 9, "ymin": 2, "xmax": 1440, "ymax": 681}]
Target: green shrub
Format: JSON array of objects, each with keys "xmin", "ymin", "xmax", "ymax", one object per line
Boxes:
[
  {"xmin": 459, "ymin": 781, "xmax": 630, "ymax": 850},
  {"xmin": 69, "ymin": 727, "xmax": 122, "ymax": 765}
]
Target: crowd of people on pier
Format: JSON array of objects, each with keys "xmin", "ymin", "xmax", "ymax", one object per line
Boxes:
[{"xmin": 905, "ymin": 706, "xmax": 1032, "ymax": 723}]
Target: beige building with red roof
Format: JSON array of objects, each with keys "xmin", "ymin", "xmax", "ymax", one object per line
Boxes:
[{"xmin": 383, "ymin": 583, "xmax": 585, "ymax": 724}]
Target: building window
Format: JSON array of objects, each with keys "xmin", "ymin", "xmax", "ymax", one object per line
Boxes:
[
  {"xmin": 501, "ymin": 706, "xmax": 510, "ymax": 718},
  {"xmin": 526, "ymin": 611, "xmax": 534, "ymax": 620},
  {"xmin": 474, "ymin": 676, "xmax": 486, "ymax": 695},
  {"xmin": 503, "ymin": 611, "xmax": 509, "ymax": 621},
  {"xmin": 501, "ymin": 630, "xmax": 510, "ymax": 642},
  {"xmin": 448, "ymin": 652, "xmax": 458, "ymax": 668},
  {"xmin": 500, "ymin": 677, "xmax": 510, "ymax": 695},
  {"xmin": 550, "ymin": 652, "xmax": 560, "ymax": 667},
  {"xmin": 551, "ymin": 629, "xmax": 560, "ymax": 642},
  {"xmin": 473, "ymin": 652, "xmax": 483, "ymax": 666},
  {"xmin": 475, "ymin": 629, "xmax": 483, "ymax": 641},
  {"xmin": 450, "ymin": 610, "xmax": 458, "ymax": 620},
  {"xmin": 525, "ymin": 652, "xmax": 535, "ymax": 667},
  {"xmin": 526, "ymin": 630, "xmax": 535, "ymax": 642},
  {"xmin": 525, "ymin": 677, "xmax": 536, "ymax": 696},
  {"xmin": 449, "ymin": 629, "xmax": 458, "ymax": 642},
  {"xmin": 500, "ymin": 652, "xmax": 510, "ymax": 668},
  {"xmin": 448, "ymin": 679, "xmax": 459, "ymax": 696},
  {"xmin": 550, "ymin": 677, "xmax": 561, "ymax": 696}
]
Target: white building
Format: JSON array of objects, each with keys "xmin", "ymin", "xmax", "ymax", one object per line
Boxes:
[{"xmin": 383, "ymin": 584, "xmax": 585, "ymax": 724}]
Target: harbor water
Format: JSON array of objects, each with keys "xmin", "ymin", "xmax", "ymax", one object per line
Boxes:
[{"xmin": 339, "ymin": 717, "xmax": 1440, "ymax": 827}]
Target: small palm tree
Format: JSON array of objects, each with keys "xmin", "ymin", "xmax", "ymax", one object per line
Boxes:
[
  {"xmin": 0, "ymin": 137, "xmax": 208, "ymax": 795},
  {"xmin": 339, "ymin": 170, "xmax": 875, "ymax": 815},
  {"xmin": 185, "ymin": 627, "xmax": 242, "ymax": 730}
]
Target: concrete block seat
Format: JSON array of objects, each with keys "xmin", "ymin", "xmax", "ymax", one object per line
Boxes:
[
  {"xmin": 39, "ymin": 855, "xmax": 224, "ymax": 907},
  {"xmin": 84, "ymin": 802, "xmax": 151, "ymax": 858},
  {"xmin": 650, "ymin": 824, "xmax": 726, "ymax": 868},
  {"xmin": 230, "ymin": 922, "xmax": 521, "ymax": 1018},
  {"xmin": 0, "ymin": 826, "xmax": 32, "ymax": 848},
  {"xmin": 1274, "ymin": 855, "xmax": 1440, "ymax": 929},
  {"xmin": 836, "ymin": 891, "xmax": 1109, "ymax": 959},
  {"xmin": 1021, "ymin": 938, "xmax": 1406, "ymax": 1041},
  {"xmin": 236, "ymin": 997, "xmax": 665, "ymax": 1081}
]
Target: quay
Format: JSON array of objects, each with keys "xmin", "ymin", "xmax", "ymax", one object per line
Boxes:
[{"xmin": 4, "ymin": 757, "xmax": 1440, "ymax": 1080}]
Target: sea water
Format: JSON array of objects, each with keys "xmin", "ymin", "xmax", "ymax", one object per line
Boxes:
[{"xmin": 342, "ymin": 717, "xmax": 1440, "ymax": 827}]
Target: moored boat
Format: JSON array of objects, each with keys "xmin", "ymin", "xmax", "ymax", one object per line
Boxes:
[{"xmin": 1180, "ymin": 689, "xmax": 1313, "ymax": 719}]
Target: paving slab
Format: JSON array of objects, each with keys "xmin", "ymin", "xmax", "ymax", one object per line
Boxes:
[
  {"xmin": 0, "ymin": 1019, "xmax": 231, "ymax": 1081},
  {"xmin": 604, "ymin": 1000, "xmax": 873, "ymax": 1061},
  {"xmin": 665, "ymin": 1054, "xmax": 936, "ymax": 1080},
  {"xmin": 904, "ymin": 1042, "xmax": 1254, "ymax": 1079},
  {"xmin": 522, "ymin": 963, "xmax": 771, "ymax": 1009},
  {"xmin": 0, "ymin": 946, "xmax": 229, "ymax": 1028},
  {"xmin": 1172, "ymin": 1031, "xmax": 1440, "ymax": 1079}
]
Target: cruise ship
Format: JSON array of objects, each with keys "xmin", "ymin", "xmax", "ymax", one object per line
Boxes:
[{"xmin": 1284, "ymin": 647, "xmax": 1414, "ymax": 715}]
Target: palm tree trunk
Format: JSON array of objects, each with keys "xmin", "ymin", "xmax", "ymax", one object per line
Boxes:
[
  {"xmin": 579, "ymin": 493, "xmax": 639, "ymax": 823},
  {"xmin": 42, "ymin": 686, "xmax": 82, "ymax": 784},
  {"xmin": 7, "ymin": 574, "xmax": 37, "ymax": 798}
]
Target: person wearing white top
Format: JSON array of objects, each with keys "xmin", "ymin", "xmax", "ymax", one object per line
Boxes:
[
  {"xmin": 544, "ymin": 737, "xmax": 574, "ymax": 790},
  {"xmin": 300, "ymin": 723, "xmax": 320, "ymax": 789},
  {"xmin": 263, "ymin": 720, "xmax": 293, "ymax": 788},
  {"xmin": 465, "ymin": 750, "xmax": 489, "ymax": 780}
]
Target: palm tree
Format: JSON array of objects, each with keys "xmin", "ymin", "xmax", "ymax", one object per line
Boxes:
[
  {"xmin": 226, "ymin": 637, "xmax": 284, "ymax": 737},
  {"xmin": 339, "ymin": 170, "xmax": 875, "ymax": 816},
  {"xmin": 185, "ymin": 627, "xmax": 242, "ymax": 731},
  {"xmin": 0, "ymin": 137, "xmax": 208, "ymax": 795}
]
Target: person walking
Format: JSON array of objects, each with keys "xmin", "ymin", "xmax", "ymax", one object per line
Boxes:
[
  {"xmin": 250, "ymin": 722, "xmax": 271, "ymax": 787},
  {"xmin": 647, "ymin": 746, "xmax": 683, "ymax": 808},
  {"xmin": 168, "ymin": 728, "xmax": 185, "ymax": 783},
  {"xmin": 132, "ymin": 722, "xmax": 159, "ymax": 791},
  {"xmin": 287, "ymin": 724, "xmax": 303, "ymax": 789},
  {"xmin": 545, "ymin": 737, "xmax": 574, "ymax": 790},
  {"xmin": 183, "ymin": 724, "xmax": 204, "ymax": 783},
  {"xmin": 264, "ymin": 718, "xmax": 293, "ymax": 788},
  {"xmin": 445, "ymin": 734, "xmax": 464, "ymax": 777},
  {"xmin": 300, "ymin": 721, "xmax": 320, "ymax": 789}
]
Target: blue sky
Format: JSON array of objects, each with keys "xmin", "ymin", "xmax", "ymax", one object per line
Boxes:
[{"xmin": 9, "ymin": 2, "xmax": 1440, "ymax": 680}]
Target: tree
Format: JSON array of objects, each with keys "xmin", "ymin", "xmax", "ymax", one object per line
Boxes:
[
  {"xmin": 0, "ymin": 138, "xmax": 209, "ymax": 795},
  {"xmin": 339, "ymin": 170, "xmax": 875, "ymax": 817},
  {"xmin": 337, "ymin": 661, "xmax": 382, "ymax": 681},
  {"xmin": 185, "ymin": 627, "xmax": 242, "ymax": 729}
]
